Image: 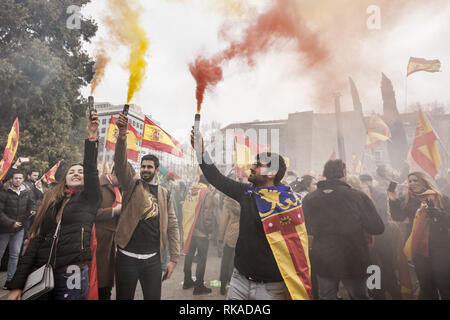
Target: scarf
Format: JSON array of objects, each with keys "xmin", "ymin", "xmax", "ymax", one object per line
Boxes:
[
  {"xmin": 247, "ymin": 183, "xmax": 311, "ymax": 300},
  {"xmin": 403, "ymin": 189, "xmax": 436, "ymax": 259}
]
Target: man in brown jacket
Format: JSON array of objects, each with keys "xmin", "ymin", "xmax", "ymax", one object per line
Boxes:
[
  {"xmin": 95, "ymin": 170, "xmax": 121, "ymax": 300},
  {"xmin": 114, "ymin": 113, "xmax": 180, "ymax": 300}
]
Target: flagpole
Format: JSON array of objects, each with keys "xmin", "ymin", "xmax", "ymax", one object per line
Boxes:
[{"xmin": 425, "ymin": 111, "xmax": 450, "ymax": 160}]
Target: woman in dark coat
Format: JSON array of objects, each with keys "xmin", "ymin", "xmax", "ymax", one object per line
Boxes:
[
  {"xmin": 388, "ymin": 172, "xmax": 450, "ymax": 300},
  {"xmin": 7, "ymin": 111, "xmax": 101, "ymax": 300}
]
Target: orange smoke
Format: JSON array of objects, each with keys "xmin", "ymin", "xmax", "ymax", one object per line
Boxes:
[{"xmin": 90, "ymin": 47, "xmax": 111, "ymax": 95}]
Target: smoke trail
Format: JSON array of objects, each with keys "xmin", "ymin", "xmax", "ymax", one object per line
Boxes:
[
  {"xmin": 90, "ymin": 47, "xmax": 111, "ymax": 95},
  {"xmin": 190, "ymin": 0, "xmax": 329, "ymax": 112},
  {"xmin": 104, "ymin": 0, "xmax": 150, "ymax": 104}
]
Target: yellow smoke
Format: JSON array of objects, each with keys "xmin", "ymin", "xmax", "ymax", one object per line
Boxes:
[{"xmin": 105, "ymin": 0, "xmax": 150, "ymax": 103}]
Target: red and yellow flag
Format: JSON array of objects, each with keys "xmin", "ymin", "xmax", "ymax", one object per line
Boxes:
[
  {"xmin": 0, "ymin": 118, "xmax": 20, "ymax": 181},
  {"xmin": 42, "ymin": 160, "xmax": 62, "ymax": 184},
  {"xmin": 350, "ymin": 152, "xmax": 364, "ymax": 175},
  {"xmin": 233, "ymin": 131, "xmax": 269, "ymax": 178},
  {"xmin": 142, "ymin": 116, "xmax": 183, "ymax": 158},
  {"xmin": 365, "ymin": 113, "xmax": 391, "ymax": 149},
  {"xmin": 182, "ymin": 183, "xmax": 209, "ymax": 254},
  {"xmin": 105, "ymin": 116, "xmax": 142, "ymax": 162},
  {"xmin": 407, "ymin": 57, "xmax": 441, "ymax": 77},
  {"xmin": 407, "ymin": 110, "xmax": 442, "ymax": 178}
]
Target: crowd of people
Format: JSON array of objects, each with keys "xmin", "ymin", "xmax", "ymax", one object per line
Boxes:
[{"xmin": 1, "ymin": 110, "xmax": 449, "ymax": 300}]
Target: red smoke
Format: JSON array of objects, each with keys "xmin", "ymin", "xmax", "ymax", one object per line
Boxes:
[{"xmin": 189, "ymin": 0, "xmax": 329, "ymax": 112}]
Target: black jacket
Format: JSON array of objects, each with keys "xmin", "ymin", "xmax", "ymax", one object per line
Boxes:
[
  {"xmin": 24, "ymin": 180, "xmax": 43, "ymax": 208},
  {"xmin": 199, "ymin": 152, "xmax": 283, "ymax": 282},
  {"xmin": 302, "ymin": 180, "xmax": 384, "ymax": 279},
  {"xmin": 0, "ymin": 184, "xmax": 35, "ymax": 233},
  {"xmin": 389, "ymin": 194, "xmax": 450, "ymax": 250},
  {"xmin": 8, "ymin": 140, "xmax": 101, "ymax": 290}
]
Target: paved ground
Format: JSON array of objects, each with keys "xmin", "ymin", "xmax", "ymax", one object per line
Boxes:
[{"xmin": 0, "ymin": 243, "xmax": 227, "ymax": 300}]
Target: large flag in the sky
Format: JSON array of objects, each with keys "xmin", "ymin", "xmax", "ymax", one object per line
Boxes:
[
  {"xmin": 407, "ymin": 57, "xmax": 441, "ymax": 77},
  {"xmin": 105, "ymin": 116, "xmax": 142, "ymax": 161},
  {"xmin": 0, "ymin": 118, "xmax": 20, "ymax": 182},
  {"xmin": 233, "ymin": 131, "xmax": 269, "ymax": 178},
  {"xmin": 142, "ymin": 116, "xmax": 183, "ymax": 158},
  {"xmin": 365, "ymin": 113, "xmax": 391, "ymax": 149},
  {"xmin": 407, "ymin": 109, "xmax": 442, "ymax": 178},
  {"xmin": 42, "ymin": 160, "xmax": 63, "ymax": 184}
]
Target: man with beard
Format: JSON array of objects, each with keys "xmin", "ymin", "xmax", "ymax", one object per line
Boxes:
[
  {"xmin": 113, "ymin": 113, "xmax": 180, "ymax": 300},
  {"xmin": 190, "ymin": 129, "xmax": 311, "ymax": 300}
]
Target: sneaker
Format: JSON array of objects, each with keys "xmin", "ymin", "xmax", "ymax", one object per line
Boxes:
[
  {"xmin": 193, "ymin": 284, "xmax": 212, "ymax": 295},
  {"xmin": 183, "ymin": 279, "xmax": 195, "ymax": 290}
]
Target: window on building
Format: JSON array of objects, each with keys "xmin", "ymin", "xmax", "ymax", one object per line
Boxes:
[
  {"xmin": 102, "ymin": 119, "xmax": 107, "ymax": 125},
  {"xmin": 101, "ymin": 128, "xmax": 106, "ymax": 134}
]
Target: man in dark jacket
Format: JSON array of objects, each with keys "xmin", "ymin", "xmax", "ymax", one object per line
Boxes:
[
  {"xmin": 302, "ymin": 160, "xmax": 384, "ymax": 300},
  {"xmin": 182, "ymin": 175, "xmax": 215, "ymax": 295},
  {"xmin": 0, "ymin": 171, "xmax": 35, "ymax": 289}
]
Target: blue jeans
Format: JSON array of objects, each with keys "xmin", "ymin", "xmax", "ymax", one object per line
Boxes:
[
  {"xmin": 51, "ymin": 265, "xmax": 90, "ymax": 300},
  {"xmin": 115, "ymin": 251, "xmax": 162, "ymax": 300},
  {"xmin": 317, "ymin": 276, "xmax": 369, "ymax": 300},
  {"xmin": 227, "ymin": 269, "xmax": 289, "ymax": 300},
  {"xmin": 0, "ymin": 229, "xmax": 25, "ymax": 281}
]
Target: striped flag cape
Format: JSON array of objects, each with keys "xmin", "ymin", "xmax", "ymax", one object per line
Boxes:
[
  {"xmin": 181, "ymin": 183, "xmax": 209, "ymax": 254},
  {"xmin": 246, "ymin": 184, "xmax": 311, "ymax": 300}
]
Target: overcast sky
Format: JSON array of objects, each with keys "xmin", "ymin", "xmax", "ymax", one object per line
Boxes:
[{"xmin": 80, "ymin": 0, "xmax": 450, "ymax": 144}]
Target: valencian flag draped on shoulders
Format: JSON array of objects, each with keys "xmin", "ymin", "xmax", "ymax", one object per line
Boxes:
[
  {"xmin": 105, "ymin": 116, "xmax": 142, "ymax": 161},
  {"xmin": 407, "ymin": 57, "xmax": 441, "ymax": 77},
  {"xmin": 246, "ymin": 184, "xmax": 311, "ymax": 300},
  {"xmin": 182, "ymin": 183, "xmax": 209, "ymax": 254},
  {"xmin": 0, "ymin": 118, "xmax": 20, "ymax": 181},
  {"xmin": 142, "ymin": 116, "xmax": 183, "ymax": 157},
  {"xmin": 407, "ymin": 109, "xmax": 442, "ymax": 178}
]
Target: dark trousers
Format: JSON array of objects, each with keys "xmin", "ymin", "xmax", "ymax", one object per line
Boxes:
[
  {"xmin": 220, "ymin": 244, "xmax": 235, "ymax": 287},
  {"xmin": 414, "ymin": 248, "xmax": 450, "ymax": 300},
  {"xmin": 183, "ymin": 236, "xmax": 209, "ymax": 286},
  {"xmin": 115, "ymin": 251, "xmax": 162, "ymax": 300},
  {"xmin": 98, "ymin": 287, "xmax": 112, "ymax": 300}
]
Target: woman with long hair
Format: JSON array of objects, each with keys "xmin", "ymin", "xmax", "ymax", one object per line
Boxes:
[
  {"xmin": 7, "ymin": 111, "xmax": 101, "ymax": 300},
  {"xmin": 388, "ymin": 172, "xmax": 450, "ymax": 300}
]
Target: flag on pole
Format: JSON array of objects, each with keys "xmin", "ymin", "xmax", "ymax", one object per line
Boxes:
[
  {"xmin": 407, "ymin": 109, "xmax": 442, "ymax": 178},
  {"xmin": 407, "ymin": 57, "xmax": 441, "ymax": 77},
  {"xmin": 105, "ymin": 116, "xmax": 142, "ymax": 161},
  {"xmin": 42, "ymin": 160, "xmax": 63, "ymax": 184},
  {"xmin": 142, "ymin": 116, "xmax": 183, "ymax": 158},
  {"xmin": 0, "ymin": 118, "xmax": 20, "ymax": 181},
  {"xmin": 365, "ymin": 114, "xmax": 391, "ymax": 149},
  {"xmin": 233, "ymin": 131, "xmax": 269, "ymax": 178}
]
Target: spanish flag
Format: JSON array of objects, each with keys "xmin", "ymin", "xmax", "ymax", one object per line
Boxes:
[
  {"xmin": 105, "ymin": 116, "xmax": 142, "ymax": 162},
  {"xmin": 350, "ymin": 152, "xmax": 364, "ymax": 175},
  {"xmin": 407, "ymin": 109, "xmax": 442, "ymax": 178},
  {"xmin": 182, "ymin": 183, "xmax": 209, "ymax": 254},
  {"xmin": 42, "ymin": 160, "xmax": 62, "ymax": 184},
  {"xmin": 365, "ymin": 113, "xmax": 391, "ymax": 149},
  {"xmin": 142, "ymin": 116, "xmax": 183, "ymax": 158},
  {"xmin": 233, "ymin": 131, "xmax": 269, "ymax": 178},
  {"xmin": 249, "ymin": 184, "xmax": 311, "ymax": 300},
  {"xmin": 407, "ymin": 57, "xmax": 441, "ymax": 77},
  {"xmin": 0, "ymin": 118, "xmax": 19, "ymax": 181}
]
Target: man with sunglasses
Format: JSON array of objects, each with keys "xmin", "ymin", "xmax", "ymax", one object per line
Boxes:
[{"xmin": 190, "ymin": 129, "xmax": 311, "ymax": 300}]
